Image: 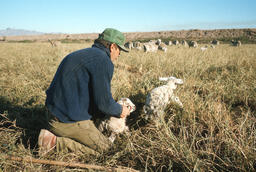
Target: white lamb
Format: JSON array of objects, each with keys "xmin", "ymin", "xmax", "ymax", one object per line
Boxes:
[
  {"xmin": 98, "ymin": 98, "xmax": 136, "ymax": 143},
  {"xmin": 143, "ymin": 76, "xmax": 183, "ymax": 119},
  {"xmin": 143, "ymin": 42, "xmax": 158, "ymax": 53}
]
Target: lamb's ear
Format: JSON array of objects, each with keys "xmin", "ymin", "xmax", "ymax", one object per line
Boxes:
[
  {"xmin": 175, "ymin": 78, "xmax": 183, "ymax": 85},
  {"xmin": 159, "ymin": 77, "xmax": 168, "ymax": 81},
  {"xmin": 168, "ymin": 76, "xmax": 177, "ymax": 80}
]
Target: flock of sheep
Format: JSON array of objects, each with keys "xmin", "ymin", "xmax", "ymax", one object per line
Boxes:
[{"xmin": 124, "ymin": 39, "xmax": 242, "ymax": 53}]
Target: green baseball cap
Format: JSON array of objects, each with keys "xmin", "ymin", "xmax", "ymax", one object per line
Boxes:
[{"xmin": 98, "ymin": 28, "xmax": 129, "ymax": 52}]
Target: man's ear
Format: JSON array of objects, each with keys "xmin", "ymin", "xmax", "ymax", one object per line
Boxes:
[
  {"xmin": 109, "ymin": 43, "xmax": 115, "ymax": 52},
  {"xmin": 110, "ymin": 43, "xmax": 118, "ymax": 52}
]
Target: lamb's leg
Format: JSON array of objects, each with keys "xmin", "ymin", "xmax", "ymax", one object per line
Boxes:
[
  {"xmin": 108, "ymin": 133, "xmax": 116, "ymax": 143},
  {"xmin": 124, "ymin": 126, "xmax": 130, "ymax": 136},
  {"xmin": 98, "ymin": 120, "xmax": 106, "ymax": 132}
]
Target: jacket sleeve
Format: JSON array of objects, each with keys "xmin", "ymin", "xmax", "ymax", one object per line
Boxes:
[{"xmin": 90, "ymin": 58, "xmax": 122, "ymax": 117}]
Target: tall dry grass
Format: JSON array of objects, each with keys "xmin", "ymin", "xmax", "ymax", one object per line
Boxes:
[{"xmin": 0, "ymin": 41, "xmax": 255, "ymax": 171}]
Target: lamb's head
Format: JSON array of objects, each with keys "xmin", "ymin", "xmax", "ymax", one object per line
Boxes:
[
  {"xmin": 117, "ymin": 98, "xmax": 136, "ymax": 114},
  {"xmin": 170, "ymin": 95, "xmax": 183, "ymax": 107}
]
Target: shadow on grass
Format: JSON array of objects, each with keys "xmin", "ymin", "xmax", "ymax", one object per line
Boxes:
[
  {"xmin": 0, "ymin": 96, "xmax": 48, "ymax": 150},
  {"xmin": 126, "ymin": 91, "xmax": 149, "ymax": 130},
  {"xmin": 0, "ymin": 90, "xmax": 149, "ymax": 152}
]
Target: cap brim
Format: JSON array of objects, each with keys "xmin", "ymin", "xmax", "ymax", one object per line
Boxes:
[{"xmin": 118, "ymin": 45, "xmax": 129, "ymax": 52}]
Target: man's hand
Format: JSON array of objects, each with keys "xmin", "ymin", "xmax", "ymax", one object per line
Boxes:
[{"xmin": 120, "ymin": 106, "xmax": 130, "ymax": 118}]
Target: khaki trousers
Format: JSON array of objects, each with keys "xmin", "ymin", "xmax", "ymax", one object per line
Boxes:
[{"xmin": 46, "ymin": 113, "xmax": 111, "ymax": 155}]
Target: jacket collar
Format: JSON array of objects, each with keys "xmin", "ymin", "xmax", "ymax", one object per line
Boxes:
[{"xmin": 92, "ymin": 43, "xmax": 110, "ymax": 57}]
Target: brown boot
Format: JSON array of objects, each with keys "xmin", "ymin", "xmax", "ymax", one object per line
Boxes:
[{"xmin": 38, "ymin": 129, "xmax": 56, "ymax": 155}]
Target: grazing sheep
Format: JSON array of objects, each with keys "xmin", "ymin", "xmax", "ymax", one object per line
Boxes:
[
  {"xmin": 231, "ymin": 40, "xmax": 241, "ymax": 46},
  {"xmin": 124, "ymin": 41, "xmax": 134, "ymax": 50},
  {"xmin": 98, "ymin": 98, "xmax": 136, "ymax": 143},
  {"xmin": 143, "ymin": 76, "xmax": 183, "ymax": 119},
  {"xmin": 211, "ymin": 40, "xmax": 220, "ymax": 45},
  {"xmin": 0, "ymin": 36, "xmax": 6, "ymax": 41},
  {"xmin": 189, "ymin": 41, "xmax": 198, "ymax": 48},
  {"xmin": 166, "ymin": 40, "xmax": 172, "ymax": 46},
  {"xmin": 143, "ymin": 42, "xmax": 158, "ymax": 53},
  {"xmin": 133, "ymin": 41, "xmax": 143, "ymax": 50},
  {"xmin": 181, "ymin": 40, "xmax": 188, "ymax": 47},
  {"xmin": 158, "ymin": 43, "xmax": 168, "ymax": 52},
  {"xmin": 156, "ymin": 39, "xmax": 162, "ymax": 45},
  {"xmin": 173, "ymin": 40, "xmax": 179, "ymax": 45}
]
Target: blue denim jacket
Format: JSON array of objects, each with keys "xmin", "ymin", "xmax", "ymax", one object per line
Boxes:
[{"xmin": 45, "ymin": 43, "xmax": 122, "ymax": 123}]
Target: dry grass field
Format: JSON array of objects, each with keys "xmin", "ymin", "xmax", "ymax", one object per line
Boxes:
[{"xmin": 0, "ymin": 41, "xmax": 256, "ymax": 171}]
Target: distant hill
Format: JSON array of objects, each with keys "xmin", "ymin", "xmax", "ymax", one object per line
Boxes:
[
  {"xmin": 1, "ymin": 28, "xmax": 256, "ymax": 44},
  {"xmin": 0, "ymin": 28, "xmax": 44, "ymax": 36}
]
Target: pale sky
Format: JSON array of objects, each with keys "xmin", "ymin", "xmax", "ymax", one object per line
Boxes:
[{"xmin": 1, "ymin": 0, "xmax": 256, "ymax": 34}]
